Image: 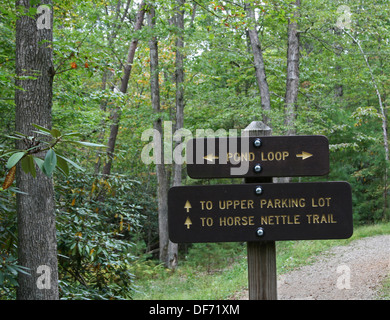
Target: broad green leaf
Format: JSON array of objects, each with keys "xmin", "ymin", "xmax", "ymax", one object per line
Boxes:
[
  {"xmin": 3, "ymin": 134, "xmax": 27, "ymax": 140},
  {"xmin": 6, "ymin": 152, "xmax": 25, "ymax": 169},
  {"xmin": 50, "ymin": 128, "xmax": 62, "ymax": 138},
  {"xmin": 12, "ymin": 132, "xmax": 28, "ymax": 138},
  {"xmin": 21, "ymin": 155, "xmax": 36, "ymax": 178},
  {"xmin": 5, "ymin": 265, "xmax": 17, "ymax": 275},
  {"xmin": 43, "ymin": 148, "xmax": 57, "ymax": 177},
  {"xmin": 62, "ymin": 132, "xmax": 82, "ymax": 137},
  {"xmin": 33, "ymin": 157, "xmax": 44, "ymax": 171},
  {"xmin": 13, "ymin": 265, "xmax": 31, "ymax": 276},
  {"xmin": 0, "ymin": 150, "xmax": 19, "ymax": 159},
  {"xmin": 32, "ymin": 123, "xmax": 51, "ymax": 134},
  {"xmin": 56, "ymin": 155, "xmax": 70, "ymax": 176},
  {"xmin": 32, "ymin": 130, "xmax": 51, "ymax": 136},
  {"xmin": 20, "ymin": 156, "xmax": 29, "ymax": 174},
  {"xmin": 69, "ymin": 140, "xmax": 107, "ymax": 148},
  {"xmin": 57, "ymin": 154, "xmax": 85, "ymax": 172}
]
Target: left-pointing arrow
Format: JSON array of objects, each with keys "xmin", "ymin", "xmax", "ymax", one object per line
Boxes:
[
  {"xmin": 184, "ymin": 200, "xmax": 192, "ymax": 212},
  {"xmin": 184, "ymin": 217, "xmax": 192, "ymax": 229},
  {"xmin": 203, "ymin": 154, "xmax": 219, "ymax": 162}
]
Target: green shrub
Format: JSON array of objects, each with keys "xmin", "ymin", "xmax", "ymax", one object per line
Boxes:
[
  {"xmin": 185, "ymin": 242, "xmax": 244, "ymax": 273},
  {"xmin": 55, "ymin": 172, "xmax": 144, "ymax": 300}
]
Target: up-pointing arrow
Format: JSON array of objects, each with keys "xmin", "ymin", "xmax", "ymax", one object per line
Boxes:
[
  {"xmin": 296, "ymin": 151, "xmax": 313, "ymax": 160},
  {"xmin": 184, "ymin": 216, "xmax": 192, "ymax": 229},
  {"xmin": 184, "ymin": 200, "xmax": 192, "ymax": 212}
]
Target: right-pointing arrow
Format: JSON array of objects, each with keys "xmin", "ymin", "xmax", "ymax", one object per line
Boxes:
[{"xmin": 296, "ymin": 151, "xmax": 313, "ymax": 160}]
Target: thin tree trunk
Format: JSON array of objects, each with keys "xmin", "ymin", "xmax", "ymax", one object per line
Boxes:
[
  {"xmin": 15, "ymin": 0, "xmax": 59, "ymax": 299},
  {"xmin": 95, "ymin": 0, "xmax": 132, "ymax": 174},
  {"xmin": 347, "ymin": 33, "xmax": 388, "ymax": 161},
  {"xmin": 346, "ymin": 31, "xmax": 389, "ymax": 218},
  {"xmin": 245, "ymin": 2, "xmax": 271, "ymax": 126},
  {"xmin": 278, "ymin": 0, "xmax": 300, "ymax": 185},
  {"xmin": 173, "ymin": 0, "xmax": 185, "ymax": 187},
  {"xmin": 94, "ymin": 69, "xmax": 110, "ymax": 174},
  {"xmin": 284, "ymin": 0, "xmax": 300, "ymax": 136},
  {"xmin": 148, "ymin": 6, "xmax": 173, "ymax": 269},
  {"xmin": 168, "ymin": 0, "xmax": 186, "ymax": 270},
  {"xmin": 102, "ymin": 0, "xmax": 146, "ymax": 177}
]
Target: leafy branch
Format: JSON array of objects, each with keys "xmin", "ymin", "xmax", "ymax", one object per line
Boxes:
[{"xmin": 1, "ymin": 124, "xmax": 106, "ymax": 190}]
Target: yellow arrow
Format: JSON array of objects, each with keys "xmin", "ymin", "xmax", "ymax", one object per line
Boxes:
[
  {"xmin": 184, "ymin": 200, "xmax": 192, "ymax": 213},
  {"xmin": 184, "ymin": 216, "xmax": 192, "ymax": 229},
  {"xmin": 203, "ymin": 154, "xmax": 219, "ymax": 162},
  {"xmin": 296, "ymin": 151, "xmax": 313, "ymax": 160}
]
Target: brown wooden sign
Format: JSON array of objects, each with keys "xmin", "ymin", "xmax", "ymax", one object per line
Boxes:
[
  {"xmin": 168, "ymin": 182, "xmax": 353, "ymax": 243},
  {"xmin": 186, "ymin": 135, "xmax": 329, "ymax": 178}
]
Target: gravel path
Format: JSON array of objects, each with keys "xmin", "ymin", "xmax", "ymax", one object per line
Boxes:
[{"xmin": 241, "ymin": 235, "xmax": 390, "ymax": 300}]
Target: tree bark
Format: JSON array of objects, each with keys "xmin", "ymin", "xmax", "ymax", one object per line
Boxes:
[
  {"xmin": 94, "ymin": 0, "xmax": 130, "ymax": 175},
  {"xmin": 15, "ymin": 0, "xmax": 59, "ymax": 299},
  {"xmin": 347, "ymin": 33, "xmax": 388, "ymax": 162},
  {"xmin": 245, "ymin": 2, "xmax": 271, "ymax": 126},
  {"xmin": 278, "ymin": 0, "xmax": 300, "ymax": 184},
  {"xmin": 346, "ymin": 31, "xmax": 389, "ymax": 218},
  {"xmin": 102, "ymin": 0, "xmax": 146, "ymax": 177},
  {"xmin": 167, "ymin": 0, "xmax": 186, "ymax": 270},
  {"xmin": 173, "ymin": 0, "xmax": 185, "ymax": 188},
  {"xmin": 284, "ymin": 0, "xmax": 300, "ymax": 136},
  {"xmin": 148, "ymin": 6, "xmax": 174, "ymax": 269}
]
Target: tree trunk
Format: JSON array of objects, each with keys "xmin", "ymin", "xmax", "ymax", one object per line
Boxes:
[
  {"xmin": 245, "ymin": 2, "xmax": 271, "ymax": 126},
  {"xmin": 94, "ymin": 69, "xmax": 110, "ymax": 175},
  {"xmin": 173, "ymin": 0, "xmax": 185, "ymax": 188},
  {"xmin": 167, "ymin": 0, "xmax": 186, "ymax": 270},
  {"xmin": 278, "ymin": 0, "xmax": 301, "ymax": 184},
  {"xmin": 350, "ymin": 34, "xmax": 388, "ymax": 162},
  {"xmin": 94, "ymin": 1, "xmax": 132, "ymax": 174},
  {"xmin": 148, "ymin": 6, "xmax": 174, "ymax": 269},
  {"xmin": 284, "ymin": 0, "xmax": 300, "ymax": 136},
  {"xmin": 102, "ymin": 0, "xmax": 146, "ymax": 177},
  {"xmin": 15, "ymin": 0, "xmax": 59, "ymax": 299},
  {"xmin": 346, "ymin": 31, "xmax": 389, "ymax": 218}
]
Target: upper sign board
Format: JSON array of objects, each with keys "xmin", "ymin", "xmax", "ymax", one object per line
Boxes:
[
  {"xmin": 186, "ymin": 135, "xmax": 329, "ymax": 178},
  {"xmin": 168, "ymin": 182, "xmax": 353, "ymax": 243}
]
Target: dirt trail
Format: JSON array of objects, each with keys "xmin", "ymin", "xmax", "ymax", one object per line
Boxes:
[{"xmin": 240, "ymin": 235, "xmax": 390, "ymax": 300}]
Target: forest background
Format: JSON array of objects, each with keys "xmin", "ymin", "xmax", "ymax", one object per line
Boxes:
[{"xmin": 0, "ymin": 0, "xmax": 389, "ymax": 300}]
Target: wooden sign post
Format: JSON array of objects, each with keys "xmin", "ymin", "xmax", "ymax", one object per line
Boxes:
[
  {"xmin": 167, "ymin": 121, "xmax": 353, "ymax": 300},
  {"xmin": 244, "ymin": 121, "xmax": 276, "ymax": 300}
]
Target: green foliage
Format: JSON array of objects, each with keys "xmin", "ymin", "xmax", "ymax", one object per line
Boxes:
[
  {"xmin": 185, "ymin": 243, "xmax": 244, "ymax": 273},
  {"xmin": 55, "ymin": 172, "xmax": 144, "ymax": 300},
  {"xmin": 129, "ymin": 258, "xmax": 167, "ymax": 282},
  {"xmin": 0, "ymin": 143, "xmax": 24, "ymax": 299},
  {"xmin": 2, "ymin": 125, "xmax": 105, "ymax": 181}
]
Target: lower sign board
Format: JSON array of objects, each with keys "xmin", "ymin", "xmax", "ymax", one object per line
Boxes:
[{"xmin": 168, "ymin": 182, "xmax": 353, "ymax": 243}]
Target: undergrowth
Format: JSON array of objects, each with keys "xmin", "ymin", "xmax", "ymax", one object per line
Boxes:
[{"xmin": 132, "ymin": 222, "xmax": 390, "ymax": 300}]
